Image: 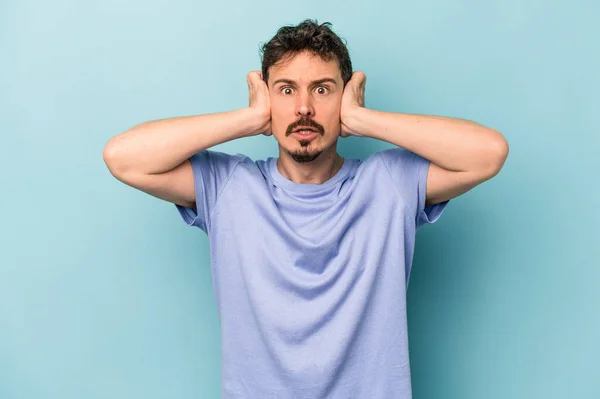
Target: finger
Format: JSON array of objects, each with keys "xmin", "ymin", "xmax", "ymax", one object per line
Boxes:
[
  {"xmin": 248, "ymin": 71, "xmax": 260, "ymax": 86},
  {"xmin": 357, "ymin": 72, "xmax": 366, "ymax": 88}
]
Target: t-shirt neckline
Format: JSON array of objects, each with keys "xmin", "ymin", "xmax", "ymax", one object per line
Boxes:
[{"xmin": 268, "ymin": 157, "xmax": 352, "ymax": 193}]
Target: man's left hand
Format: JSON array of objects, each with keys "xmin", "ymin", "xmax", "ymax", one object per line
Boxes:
[{"xmin": 340, "ymin": 71, "xmax": 366, "ymax": 138}]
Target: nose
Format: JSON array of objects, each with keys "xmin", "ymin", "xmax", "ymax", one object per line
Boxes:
[{"xmin": 295, "ymin": 91, "xmax": 314, "ymax": 118}]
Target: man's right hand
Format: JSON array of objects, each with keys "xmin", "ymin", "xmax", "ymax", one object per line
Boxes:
[{"xmin": 246, "ymin": 71, "xmax": 272, "ymax": 136}]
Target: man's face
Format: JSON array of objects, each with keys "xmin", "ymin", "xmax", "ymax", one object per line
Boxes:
[{"xmin": 267, "ymin": 51, "xmax": 344, "ymax": 163}]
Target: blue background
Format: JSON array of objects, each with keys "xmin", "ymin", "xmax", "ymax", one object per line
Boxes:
[{"xmin": 1, "ymin": 0, "xmax": 599, "ymax": 398}]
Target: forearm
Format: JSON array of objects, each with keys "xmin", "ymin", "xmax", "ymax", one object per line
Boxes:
[
  {"xmin": 347, "ymin": 107, "xmax": 508, "ymax": 173},
  {"xmin": 103, "ymin": 107, "xmax": 265, "ymax": 176}
]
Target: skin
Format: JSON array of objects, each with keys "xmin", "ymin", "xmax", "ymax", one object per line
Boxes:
[
  {"xmin": 263, "ymin": 50, "xmax": 349, "ymax": 185},
  {"xmin": 248, "ymin": 49, "xmax": 508, "ymax": 207},
  {"xmin": 104, "ymin": 49, "xmax": 507, "ymax": 212}
]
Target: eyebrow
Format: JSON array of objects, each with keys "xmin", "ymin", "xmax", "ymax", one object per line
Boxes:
[{"xmin": 271, "ymin": 78, "xmax": 338, "ymax": 86}]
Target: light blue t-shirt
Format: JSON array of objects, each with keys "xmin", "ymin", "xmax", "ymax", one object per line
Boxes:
[{"xmin": 176, "ymin": 147, "xmax": 448, "ymax": 398}]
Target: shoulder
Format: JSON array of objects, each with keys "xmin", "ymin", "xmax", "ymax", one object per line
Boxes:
[{"xmin": 376, "ymin": 147, "xmax": 423, "ymax": 166}]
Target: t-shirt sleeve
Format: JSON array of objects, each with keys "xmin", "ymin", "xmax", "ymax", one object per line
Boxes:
[
  {"xmin": 175, "ymin": 150, "xmax": 245, "ymax": 233},
  {"xmin": 378, "ymin": 147, "xmax": 449, "ymax": 229}
]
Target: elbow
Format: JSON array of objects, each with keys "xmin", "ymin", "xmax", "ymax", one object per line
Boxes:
[
  {"xmin": 102, "ymin": 137, "xmax": 128, "ymax": 178},
  {"xmin": 486, "ymin": 133, "xmax": 509, "ymax": 177}
]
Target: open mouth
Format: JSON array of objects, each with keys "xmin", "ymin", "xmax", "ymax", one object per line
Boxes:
[
  {"xmin": 294, "ymin": 129, "xmax": 317, "ymax": 134},
  {"xmin": 292, "ymin": 130, "xmax": 318, "ymax": 139},
  {"xmin": 291, "ymin": 125, "xmax": 320, "ymax": 138}
]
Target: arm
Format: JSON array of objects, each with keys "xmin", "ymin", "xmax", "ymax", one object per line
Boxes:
[
  {"xmin": 341, "ymin": 72, "xmax": 509, "ymax": 206},
  {"xmin": 345, "ymin": 107, "xmax": 509, "ymax": 206},
  {"xmin": 102, "ymin": 71, "xmax": 271, "ymax": 208}
]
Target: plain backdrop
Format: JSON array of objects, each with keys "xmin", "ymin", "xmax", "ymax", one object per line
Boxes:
[{"xmin": 1, "ymin": 0, "xmax": 599, "ymax": 398}]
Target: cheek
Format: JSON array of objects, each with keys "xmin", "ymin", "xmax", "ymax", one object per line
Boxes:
[
  {"xmin": 270, "ymin": 97, "xmax": 291, "ymax": 116},
  {"xmin": 270, "ymin": 109, "xmax": 289, "ymax": 130},
  {"xmin": 320, "ymin": 104, "xmax": 342, "ymax": 126},
  {"xmin": 269, "ymin": 106, "xmax": 293, "ymax": 136},
  {"xmin": 271, "ymin": 100, "xmax": 298, "ymax": 123}
]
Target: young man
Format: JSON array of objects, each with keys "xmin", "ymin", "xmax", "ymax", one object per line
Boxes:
[{"xmin": 103, "ymin": 19, "xmax": 508, "ymax": 399}]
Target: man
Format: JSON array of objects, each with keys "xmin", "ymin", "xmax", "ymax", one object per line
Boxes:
[{"xmin": 103, "ymin": 19, "xmax": 508, "ymax": 399}]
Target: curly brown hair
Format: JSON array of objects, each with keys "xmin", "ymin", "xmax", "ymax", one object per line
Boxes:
[{"xmin": 260, "ymin": 19, "xmax": 353, "ymax": 86}]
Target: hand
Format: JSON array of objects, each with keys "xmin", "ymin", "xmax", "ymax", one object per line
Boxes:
[
  {"xmin": 340, "ymin": 71, "xmax": 366, "ymax": 138},
  {"xmin": 246, "ymin": 71, "xmax": 272, "ymax": 136}
]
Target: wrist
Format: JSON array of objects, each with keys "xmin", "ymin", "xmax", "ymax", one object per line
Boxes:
[
  {"xmin": 342, "ymin": 106, "xmax": 369, "ymax": 137},
  {"xmin": 241, "ymin": 107, "xmax": 270, "ymax": 137}
]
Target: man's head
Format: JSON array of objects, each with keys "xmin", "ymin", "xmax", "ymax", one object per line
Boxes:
[{"xmin": 260, "ymin": 20, "xmax": 352, "ymax": 163}]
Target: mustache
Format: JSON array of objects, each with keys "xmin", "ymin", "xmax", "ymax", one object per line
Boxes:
[{"xmin": 285, "ymin": 117, "xmax": 324, "ymax": 136}]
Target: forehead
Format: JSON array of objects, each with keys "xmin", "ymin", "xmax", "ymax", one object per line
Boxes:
[{"xmin": 268, "ymin": 51, "xmax": 341, "ymax": 84}]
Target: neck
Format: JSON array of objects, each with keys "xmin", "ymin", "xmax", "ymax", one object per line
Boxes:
[{"xmin": 276, "ymin": 147, "xmax": 344, "ymax": 184}]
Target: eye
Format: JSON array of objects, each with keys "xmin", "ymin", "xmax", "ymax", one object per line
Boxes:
[
  {"xmin": 281, "ymin": 86, "xmax": 294, "ymax": 95},
  {"xmin": 315, "ymin": 86, "xmax": 329, "ymax": 95}
]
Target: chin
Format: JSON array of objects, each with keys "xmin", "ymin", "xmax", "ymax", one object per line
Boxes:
[{"xmin": 286, "ymin": 148, "xmax": 323, "ymax": 163}]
